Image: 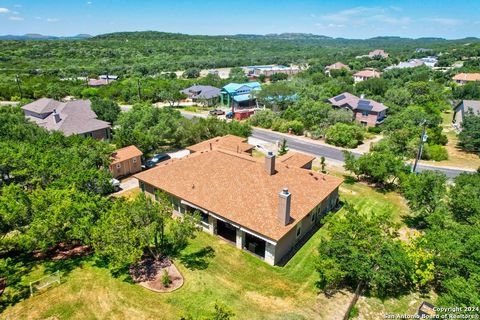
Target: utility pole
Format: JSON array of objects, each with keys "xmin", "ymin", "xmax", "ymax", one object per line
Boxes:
[
  {"xmin": 137, "ymin": 79, "xmax": 142, "ymax": 101},
  {"xmin": 412, "ymin": 120, "xmax": 428, "ymax": 174},
  {"xmin": 15, "ymin": 74, "xmax": 23, "ymax": 99}
]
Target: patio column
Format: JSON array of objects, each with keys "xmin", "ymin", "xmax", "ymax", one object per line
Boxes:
[
  {"xmin": 236, "ymin": 229, "xmax": 245, "ymax": 249},
  {"xmin": 265, "ymin": 242, "xmax": 276, "ymax": 266},
  {"xmin": 207, "ymin": 215, "xmax": 217, "ymax": 235}
]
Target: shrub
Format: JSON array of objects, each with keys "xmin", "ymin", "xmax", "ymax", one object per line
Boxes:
[
  {"xmin": 423, "ymin": 144, "xmax": 448, "ymax": 161},
  {"xmin": 248, "ymin": 109, "xmax": 277, "ymax": 128},
  {"xmin": 368, "ymin": 126, "xmax": 382, "ymax": 134},
  {"xmin": 271, "ymin": 118, "xmax": 287, "ymax": 132},
  {"xmin": 326, "ymin": 123, "xmax": 364, "ymax": 148},
  {"xmin": 183, "ymin": 106, "xmax": 198, "ymax": 113},
  {"xmin": 161, "ymin": 269, "xmax": 171, "ymax": 287},
  {"xmin": 286, "ymin": 120, "xmax": 304, "ymax": 135}
]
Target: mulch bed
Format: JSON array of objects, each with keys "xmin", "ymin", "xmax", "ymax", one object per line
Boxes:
[{"xmin": 129, "ymin": 257, "xmax": 183, "ymax": 293}]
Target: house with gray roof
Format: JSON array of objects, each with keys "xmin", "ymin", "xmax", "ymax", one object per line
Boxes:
[
  {"xmin": 453, "ymin": 100, "xmax": 480, "ymax": 130},
  {"xmin": 180, "ymin": 85, "xmax": 221, "ymax": 106},
  {"xmin": 327, "ymin": 92, "xmax": 388, "ymax": 127},
  {"xmin": 22, "ymin": 98, "xmax": 111, "ymax": 139}
]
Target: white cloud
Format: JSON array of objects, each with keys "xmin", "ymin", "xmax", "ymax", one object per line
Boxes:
[
  {"xmin": 9, "ymin": 16, "xmax": 24, "ymax": 21},
  {"xmin": 34, "ymin": 16, "xmax": 42, "ymax": 20},
  {"xmin": 87, "ymin": 1, "xmax": 93, "ymax": 4},
  {"xmin": 425, "ymin": 18, "xmax": 461, "ymax": 26},
  {"xmin": 319, "ymin": 6, "xmax": 411, "ymax": 27},
  {"xmin": 46, "ymin": 18, "xmax": 59, "ymax": 22},
  {"xmin": 0, "ymin": 7, "xmax": 10, "ymax": 13},
  {"xmin": 12, "ymin": 11, "xmax": 20, "ymax": 15}
]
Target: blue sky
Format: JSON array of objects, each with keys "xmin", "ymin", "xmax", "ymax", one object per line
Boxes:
[{"xmin": 0, "ymin": 0, "xmax": 479, "ymax": 39}]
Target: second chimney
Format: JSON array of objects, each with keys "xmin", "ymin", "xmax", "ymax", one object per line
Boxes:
[
  {"xmin": 52, "ymin": 109, "xmax": 61, "ymax": 123},
  {"xmin": 265, "ymin": 151, "xmax": 275, "ymax": 175},
  {"xmin": 278, "ymin": 187, "xmax": 291, "ymax": 225}
]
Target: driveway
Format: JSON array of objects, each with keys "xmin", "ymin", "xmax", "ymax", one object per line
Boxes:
[{"xmin": 115, "ymin": 177, "xmax": 139, "ymax": 194}]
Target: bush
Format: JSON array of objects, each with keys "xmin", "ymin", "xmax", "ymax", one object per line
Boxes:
[
  {"xmin": 286, "ymin": 120, "xmax": 304, "ymax": 135},
  {"xmin": 161, "ymin": 269, "xmax": 171, "ymax": 287},
  {"xmin": 326, "ymin": 123, "xmax": 364, "ymax": 148},
  {"xmin": 183, "ymin": 106, "xmax": 198, "ymax": 113},
  {"xmin": 248, "ymin": 109, "xmax": 277, "ymax": 128},
  {"xmin": 423, "ymin": 144, "xmax": 448, "ymax": 161},
  {"xmin": 368, "ymin": 126, "xmax": 382, "ymax": 134}
]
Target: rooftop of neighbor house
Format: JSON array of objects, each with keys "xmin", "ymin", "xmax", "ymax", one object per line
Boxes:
[
  {"xmin": 186, "ymin": 134, "xmax": 255, "ymax": 154},
  {"xmin": 134, "ymin": 148, "xmax": 343, "ymax": 241},
  {"xmin": 456, "ymin": 100, "xmax": 480, "ymax": 113},
  {"xmin": 222, "ymin": 82, "xmax": 262, "ymax": 94},
  {"xmin": 328, "ymin": 92, "xmax": 388, "ymax": 113},
  {"xmin": 22, "ymin": 98, "xmax": 111, "ymax": 136},
  {"xmin": 181, "ymin": 85, "xmax": 221, "ymax": 99},
  {"xmin": 326, "ymin": 62, "xmax": 350, "ymax": 70},
  {"xmin": 277, "ymin": 152, "xmax": 316, "ymax": 168},
  {"xmin": 354, "ymin": 69, "xmax": 382, "ymax": 78},
  {"xmin": 452, "ymin": 73, "xmax": 480, "ymax": 81},
  {"xmin": 369, "ymin": 49, "xmax": 388, "ymax": 57},
  {"xmin": 111, "ymin": 145, "xmax": 143, "ymax": 165}
]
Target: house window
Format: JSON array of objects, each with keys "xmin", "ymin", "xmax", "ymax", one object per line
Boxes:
[
  {"xmin": 311, "ymin": 212, "xmax": 316, "ymax": 222},
  {"xmin": 132, "ymin": 157, "xmax": 137, "ymax": 163},
  {"xmin": 116, "ymin": 163, "xmax": 121, "ymax": 169},
  {"xmin": 362, "ymin": 111, "xmax": 369, "ymax": 116},
  {"xmin": 296, "ymin": 223, "xmax": 302, "ymax": 239}
]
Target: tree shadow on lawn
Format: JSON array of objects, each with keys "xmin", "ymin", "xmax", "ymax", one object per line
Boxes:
[{"xmin": 178, "ymin": 246, "xmax": 215, "ymax": 270}]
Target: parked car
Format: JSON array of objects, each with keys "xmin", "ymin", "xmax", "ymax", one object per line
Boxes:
[
  {"xmin": 209, "ymin": 109, "xmax": 225, "ymax": 116},
  {"xmin": 145, "ymin": 154, "xmax": 171, "ymax": 168},
  {"xmin": 226, "ymin": 111, "xmax": 234, "ymax": 119},
  {"xmin": 110, "ymin": 178, "xmax": 120, "ymax": 191}
]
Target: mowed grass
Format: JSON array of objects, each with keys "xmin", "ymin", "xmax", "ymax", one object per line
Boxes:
[{"xmin": 2, "ymin": 183, "xmax": 413, "ymax": 320}]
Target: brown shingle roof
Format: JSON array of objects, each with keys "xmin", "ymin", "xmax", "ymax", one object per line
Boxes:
[
  {"xmin": 452, "ymin": 73, "xmax": 480, "ymax": 82},
  {"xmin": 111, "ymin": 145, "xmax": 143, "ymax": 165},
  {"xmin": 135, "ymin": 149, "xmax": 342, "ymax": 241},
  {"xmin": 278, "ymin": 152, "xmax": 315, "ymax": 168},
  {"xmin": 186, "ymin": 134, "xmax": 254, "ymax": 154}
]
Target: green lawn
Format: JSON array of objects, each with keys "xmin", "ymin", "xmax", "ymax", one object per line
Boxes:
[{"xmin": 2, "ymin": 183, "xmax": 417, "ymax": 320}]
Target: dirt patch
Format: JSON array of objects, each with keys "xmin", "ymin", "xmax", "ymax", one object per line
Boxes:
[{"xmin": 130, "ymin": 257, "xmax": 183, "ymax": 293}]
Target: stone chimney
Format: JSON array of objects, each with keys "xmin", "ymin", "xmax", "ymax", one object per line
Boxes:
[
  {"xmin": 278, "ymin": 187, "xmax": 291, "ymax": 225},
  {"xmin": 52, "ymin": 109, "xmax": 61, "ymax": 123},
  {"xmin": 265, "ymin": 151, "xmax": 275, "ymax": 175}
]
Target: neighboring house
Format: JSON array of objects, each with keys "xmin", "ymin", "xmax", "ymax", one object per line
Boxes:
[
  {"xmin": 21, "ymin": 98, "xmax": 111, "ymax": 139},
  {"xmin": 385, "ymin": 59, "xmax": 424, "ymax": 70},
  {"xmin": 245, "ymin": 65, "xmax": 300, "ymax": 78},
  {"xmin": 99, "ymin": 75, "xmax": 119, "ymax": 80},
  {"xmin": 327, "ymin": 92, "xmax": 388, "ymax": 127},
  {"xmin": 452, "ymin": 100, "xmax": 480, "ymax": 130},
  {"xmin": 180, "ymin": 85, "xmax": 221, "ymax": 106},
  {"xmin": 325, "ymin": 62, "xmax": 350, "ymax": 76},
  {"xmin": 415, "ymin": 48, "xmax": 433, "ymax": 53},
  {"xmin": 88, "ymin": 79, "xmax": 111, "ymax": 87},
  {"xmin": 452, "ymin": 73, "xmax": 480, "ymax": 85},
  {"xmin": 353, "ymin": 69, "xmax": 382, "ymax": 83},
  {"xmin": 186, "ymin": 134, "xmax": 254, "ymax": 155},
  {"xmin": 220, "ymin": 82, "xmax": 262, "ymax": 110},
  {"xmin": 420, "ymin": 56, "xmax": 438, "ymax": 68},
  {"xmin": 369, "ymin": 49, "xmax": 389, "ymax": 58},
  {"xmin": 135, "ymin": 136, "xmax": 342, "ymax": 266},
  {"xmin": 277, "ymin": 152, "xmax": 315, "ymax": 170},
  {"xmin": 109, "ymin": 145, "xmax": 143, "ymax": 178}
]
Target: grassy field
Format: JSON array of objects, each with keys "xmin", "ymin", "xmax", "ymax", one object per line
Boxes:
[
  {"xmin": 418, "ymin": 111, "xmax": 480, "ymax": 169},
  {"xmin": 2, "ymin": 181, "xmax": 420, "ymax": 320}
]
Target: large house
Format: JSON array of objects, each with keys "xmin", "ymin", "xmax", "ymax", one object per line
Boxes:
[
  {"xmin": 452, "ymin": 100, "xmax": 480, "ymax": 130},
  {"xmin": 385, "ymin": 59, "xmax": 424, "ymax": 70},
  {"xmin": 181, "ymin": 85, "xmax": 221, "ymax": 106},
  {"xmin": 220, "ymin": 82, "xmax": 262, "ymax": 110},
  {"xmin": 327, "ymin": 92, "xmax": 388, "ymax": 127},
  {"xmin": 135, "ymin": 136, "xmax": 342, "ymax": 266},
  {"xmin": 353, "ymin": 69, "xmax": 382, "ymax": 83},
  {"xmin": 109, "ymin": 145, "xmax": 143, "ymax": 178},
  {"xmin": 22, "ymin": 98, "xmax": 111, "ymax": 139},
  {"xmin": 245, "ymin": 65, "xmax": 300, "ymax": 78},
  {"xmin": 452, "ymin": 73, "xmax": 480, "ymax": 85},
  {"xmin": 325, "ymin": 62, "xmax": 350, "ymax": 76},
  {"xmin": 369, "ymin": 49, "xmax": 389, "ymax": 59}
]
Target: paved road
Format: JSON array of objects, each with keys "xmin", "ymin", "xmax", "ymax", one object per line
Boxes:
[{"xmin": 181, "ymin": 111, "xmax": 474, "ymax": 178}]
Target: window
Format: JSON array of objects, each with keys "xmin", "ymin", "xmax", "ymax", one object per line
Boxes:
[
  {"xmin": 296, "ymin": 223, "xmax": 302, "ymax": 238},
  {"xmin": 116, "ymin": 163, "xmax": 121, "ymax": 169},
  {"xmin": 362, "ymin": 111, "xmax": 369, "ymax": 116},
  {"xmin": 132, "ymin": 157, "xmax": 137, "ymax": 163},
  {"xmin": 140, "ymin": 182, "xmax": 145, "ymax": 192},
  {"xmin": 311, "ymin": 211, "xmax": 316, "ymax": 222}
]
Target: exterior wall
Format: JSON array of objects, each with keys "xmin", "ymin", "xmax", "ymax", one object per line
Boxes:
[
  {"xmin": 109, "ymin": 155, "xmax": 142, "ymax": 178},
  {"xmin": 273, "ymin": 187, "xmax": 339, "ymax": 265},
  {"xmin": 354, "ymin": 111, "xmax": 379, "ymax": 127},
  {"xmin": 82, "ymin": 127, "xmax": 111, "ymax": 140}
]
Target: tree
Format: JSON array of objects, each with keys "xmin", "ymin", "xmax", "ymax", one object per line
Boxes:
[
  {"xmin": 90, "ymin": 98, "xmax": 121, "ymax": 124},
  {"xmin": 270, "ymin": 73, "xmax": 288, "ymax": 82},
  {"xmin": 458, "ymin": 111, "xmax": 480, "ymax": 155},
  {"xmin": 316, "ymin": 204, "xmax": 414, "ymax": 297},
  {"xmin": 183, "ymin": 68, "xmax": 200, "ymax": 79},
  {"xmin": 400, "ymin": 170, "xmax": 447, "ymax": 221},
  {"xmin": 326, "ymin": 123, "xmax": 364, "ymax": 148},
  {"xmin": 229, "ymin": 67, "xmax": 247, "ymax": 83},
  {"xmin": 278, "ymin": 139, "xmax": 288, "ymax": 156},
  {"xmin": 256, "ymin": 82, "xmax": 296, "ymax": 112},
  {"xmin": 448, "ymin": 172, "xmax": 480, "ymax": 223},
  {"xmin": 320, "ymin": 156, "xmax": 326, "ymax": 173}
]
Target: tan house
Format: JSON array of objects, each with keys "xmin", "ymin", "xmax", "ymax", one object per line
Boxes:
[
  {"xmin": 109, "ymin": 145, "xmax": 143, "ymax": 178},
  {"xmin": 135, "ymin": 136, "xmax": 342, "ymax": 266},
  {"xmin": 369, "ymin": 49, "xmax": 389, "ymax": 58},
  {"xmin": 452, "ymin": 73, "xmax": 480, "ymax": 85},
  {"xmin": 353, "ymin": 69, "xmax": 382, "ymax": 83},
  {"xmin": 325, "ymin": 62, "xmax": 350, "ymax": 76}
]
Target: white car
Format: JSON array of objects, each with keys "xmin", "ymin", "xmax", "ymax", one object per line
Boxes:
[{"xmin": 110, "ymin": 178, "xmax": 120, "ymax": 190}]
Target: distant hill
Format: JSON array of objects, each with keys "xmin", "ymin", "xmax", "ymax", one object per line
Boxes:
[{"xmin": 0, "ymin": 33, "xmax": 92, "ymax": 40}]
